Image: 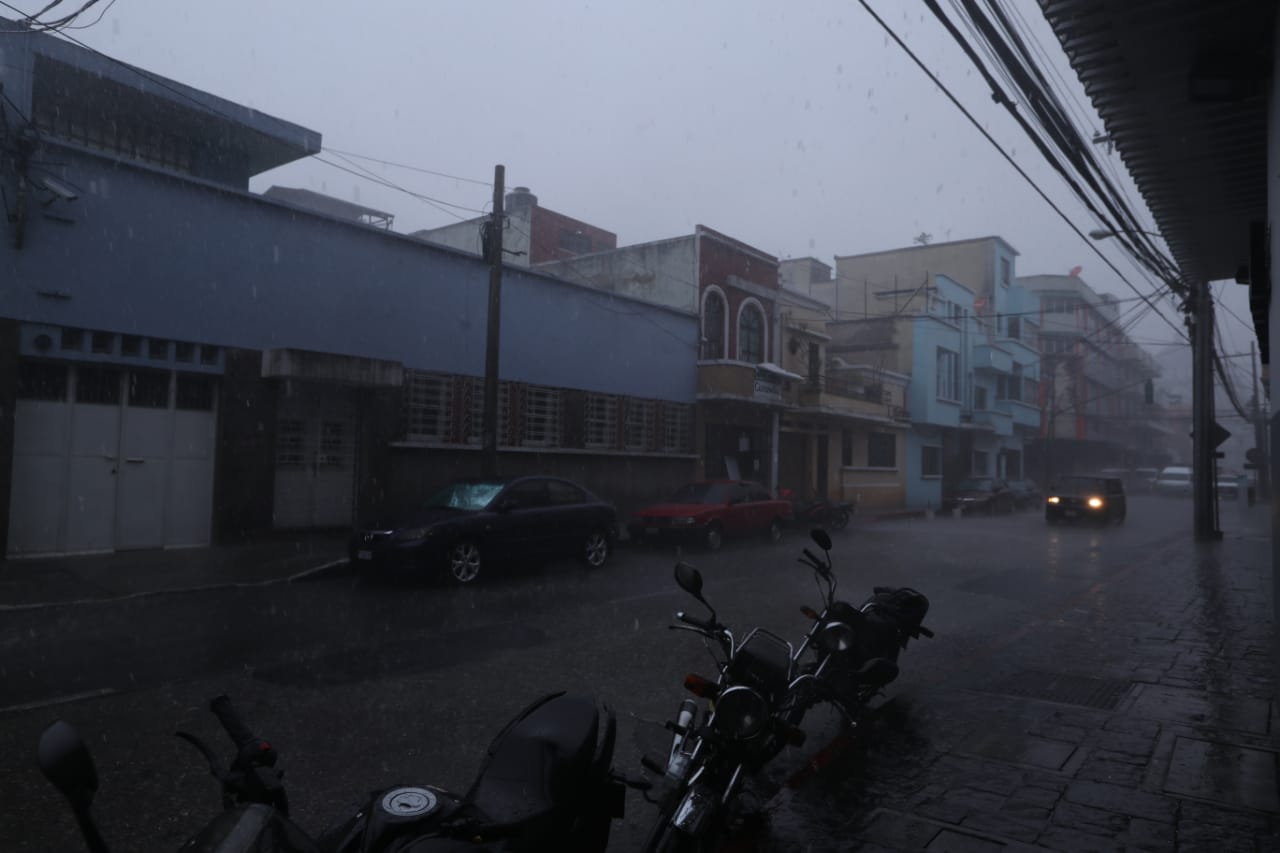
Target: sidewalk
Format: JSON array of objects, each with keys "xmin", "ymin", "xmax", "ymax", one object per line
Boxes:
[
  {"xmin": 830, "ymin": 503, "xmax": 1279, "ymax": 851},
  {"xmin": 0, "ymin": 533, "xmax": 349, "ymax": 610}
]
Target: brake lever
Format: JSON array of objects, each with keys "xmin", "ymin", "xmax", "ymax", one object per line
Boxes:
[{"xmin": 175, "ymin": 730, "xmax": 224, "ymax": 779}]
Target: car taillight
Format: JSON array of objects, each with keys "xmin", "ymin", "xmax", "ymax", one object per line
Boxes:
[{"xmin": 683, "ymin": 673, "xmax": 719, "ymax": 699}]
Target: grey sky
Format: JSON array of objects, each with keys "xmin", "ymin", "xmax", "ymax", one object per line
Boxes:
[{"xmin": 8, "ymin": 0, "xmax": 1256, "ymax": 394}]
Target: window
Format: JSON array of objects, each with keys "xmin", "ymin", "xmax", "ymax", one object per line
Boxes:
[
  {"xmin": 867, "ymin": 432, "xmax": 896, "ymax": 468},
  {"xmin": 17, "ymin": 361, "xmax": 68, "ymax": 401},
  {"xmin": 61, "ymin": 328, "xmax": 83, "ymax": 352},
  {"xmin": 936, "ymin": 348, "xmax": 959, "ymax": 401},
  {"xmin": 974, "ymin": 386, "xmax": 988, "ymax": 410},
  {"xmin": 1024, "ymin": 375, "xmax": 1038, "ymax": 403},
  {"xmin": 523, "ymin": 385, "xmax": 562, "ymax": 447},
  {"xmin": 121, "ymin": 335, "xmax": 142, "ymax": 357},
  {"xmin": 200, "ymin": 345, "xmax": 220, "ymax": 366},
  {"xmin": 922, "ymin": 446, "xmax": 941, "ymax": 478},
  {"xmin": 662, "ymin": 403, "xmax": 693, "ymax": 453},
  {"xmin": 548, "ymin": 480, "xmax": 587, "ymax": 505},
  {"xmin": 128, "ymin": 370, "xmax": 169, "ymax": 408},
  {"xmin": 176, "ymin": 374, "xmax": 217, "ymax": 411},
  {"xmin": 319, "ymin": 422, "xmax": 347, "ymax": 467},
  {"xmin": 1006, "ymin": 316, "xmax": 1020, "ymax": 340},
  {"xmin": 404, "ymin": 371, "xmax": 452, "ymax": 442},
  {"xmin": 149, "ymin": 339, "xmax": 170, "ymax": 360},
  {"xmin": 75, "ymin": 366, "xmax": 120, "ymax": 405},
  {"xmin": 973, "ymin": 450, "xmax": 989, "ymax": 475},
  {"xmin": 808, "ymin": 342, "xmax": 821, "ymax": 384},
  {"xmin": 1000, "ymin": 257, "xmax": 1011, "ymax": 287},
  {"xmin": 738, "ymin": 303, "xmax": 765, "ymax": 363},
  {"xmin": 558, "ymin": 229, "xmax": 592, "ymax": 254},
  {"xmin": 624, "ymin": 398, "xmax": 654, "ymax": 451},
  {"xmin": 503, "ymin": 479, "xmax": 550, "ymax": 509},
  {"xmin": 1008, "ymin": 364, "xmax": 1024, "ymax": 402},
  {"xmin": 466, "ymin": 380, "xmax": 509, "ymax": 445},
  {"xmin": 91, "ymin": 331, "xmax": 114, "ymax": 354},
  {"xmin": 175, "ymin": 342, "xmax": 195, "ymax": 363},
  {"xmin": 702, "ymin": 291, "xmax": 726, "ymax": 359},
  {"xmin": 841, "ymin": 429, "xmax": 853, "ymax": 467},
  {"xmin": 584, "ymin": 394, "xmax": 617, "ymax": 449},
  {"xmin": 276, "ymin": 419, "xmax": 306, "ymax": 465}
]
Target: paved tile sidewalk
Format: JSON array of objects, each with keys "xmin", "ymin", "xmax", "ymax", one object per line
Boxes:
[
  {"xmin": 0, "ymin": 533, "xmax": 349, "ymax": 609},
  {"xmin": 826, "ymin": 507, "xmax": 1278, "ymax": 851}
]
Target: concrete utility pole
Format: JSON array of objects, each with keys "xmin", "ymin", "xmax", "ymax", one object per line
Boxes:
[
  {"xmin": 1190, "ymin": 279, "xmax": 1221, "ymax": 540},
  {"xmin": 481, "ymin": 164, "xmax": 505, "ymax": 478}
]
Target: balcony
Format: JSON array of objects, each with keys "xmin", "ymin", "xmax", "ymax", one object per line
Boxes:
[
  {"xmin": 697, "ymin": 361, "xmax": 802, "ymax": 405},
  {"xmin": 799, "ymin": 373, "xmax": 909, "ymax": 421},
  {"xmin": 995, "ymin": 398, "xmax": 1042, "ymax": 429},
  {"xmin": 972, "ymin": 344, "xmax": 1013, "ymax": 373}
]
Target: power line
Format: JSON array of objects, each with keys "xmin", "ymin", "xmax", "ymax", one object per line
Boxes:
[
  {"xmin": 316, "ymin": 151, "xmax": 482, "ymax": 222},
  {"xmin": 855, "ymin": 0, "xmax": 1187, "ymax": 342},
  {"xmin": 322, "ymin": 147, "xmax": 492, "ymax": 188}
]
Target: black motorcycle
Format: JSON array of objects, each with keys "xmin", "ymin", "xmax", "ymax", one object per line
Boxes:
[
  {"xmin": 639, "ymin": 562, "xmax": 809, "ymax": 853},
  {"xmin": 780, "ymin": 489, "xmax": 854, "ymax": 531},
  {"xmin": 38, "ymin": 692, "xmax": 636, "ymax": 853},
  {"xmin": 789, "ymin": 529, "xmax": 933, "ymax": 726}
]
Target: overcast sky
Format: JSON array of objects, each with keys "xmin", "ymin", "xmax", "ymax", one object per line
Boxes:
[{"xmin": 4, "ymin": 0, "xmax": 1259, "ymax": 401}]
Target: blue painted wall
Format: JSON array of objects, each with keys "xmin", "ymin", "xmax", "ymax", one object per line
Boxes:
[{"xmin": 0, "ymin": 145, "xmax": 698, "ymax": 402}]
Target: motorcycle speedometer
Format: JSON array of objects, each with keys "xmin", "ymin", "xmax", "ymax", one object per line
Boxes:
[
  {"xmin": 712, "ymin": 686, "xmax": 769, "ymax": 740},
  {"xmin": 816, "ymin": 620, "xmax": 856, "ymax": 653}
]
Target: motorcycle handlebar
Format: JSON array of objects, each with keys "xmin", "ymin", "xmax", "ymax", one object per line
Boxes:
[
  {"xmin": 676, "ymin": 610, "xmax": 717, "ymax": 632},
  {"xmin": 209, "ymin": 695, "xmax": 257, "ymax": 749}
]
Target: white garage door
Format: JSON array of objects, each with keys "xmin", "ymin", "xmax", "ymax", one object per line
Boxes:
[{"xmin": 6, "ymin": 363, "xmax": 218, "ymax": 556}]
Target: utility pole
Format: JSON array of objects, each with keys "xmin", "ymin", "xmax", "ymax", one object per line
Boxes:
[
  {"xmin": 1190, "ymin": 279, "xmax": 1221, "ymax": 540},
  {"xmin": 1252, "ymin": 339, "xmax": 1270, "ymax": 502},
  {"xmin": 481, "ymin": 165, "xmax": 505, "ymax": 478}
]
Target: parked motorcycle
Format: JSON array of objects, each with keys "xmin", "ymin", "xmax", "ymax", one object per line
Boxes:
[
  {"xmin": 39, "ymin": 692, "xmax": 637, "ymax": 853},
  {"xmin": 639, "ymin": 562, "xmax": 810, "ymax": 853},
  {"xmin": 788, "ymin": 529, "xmax": 933, "ymax": 725},
  {"xmin": 779, "ymin": 489, "xmax": 854, "ymax": 531}
]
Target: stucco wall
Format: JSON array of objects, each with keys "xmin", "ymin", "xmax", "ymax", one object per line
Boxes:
[{"xmin": 535, "ymin": 237, "xmax": 698, "ymax": 313}]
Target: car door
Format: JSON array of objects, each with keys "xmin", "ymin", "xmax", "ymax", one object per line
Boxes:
[
  {"xmin": 489, "ymin": 478, "xmax": 555, "ymax": 559},
  {"xmin": 723, "ymin": 483, "xmax": 752, "ymax": 535},
  {"xmin": 545, "ymin": 478, "xmax": 593, "ymax": 555},
  {"xmin": 746, "ymin": 484, "xmax": 775, "ymax": 532}
]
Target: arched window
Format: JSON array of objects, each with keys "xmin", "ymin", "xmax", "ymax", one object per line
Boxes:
[
  {"xmin": 702, "ymin": 290, "xmax": 726, "ymax": 359},
  {"xmin": 738, "ymin": 303, "xmax": 765, "ymax": 363}
]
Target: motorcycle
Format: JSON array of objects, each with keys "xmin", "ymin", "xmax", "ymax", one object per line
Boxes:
[
  {"xmin": 788, "ymin": 529, "xmax": 933, "ymax": 727},
  {"xmin": 639, "ymin": 561, "xmax": 811, "ymax": 853},
  {"xmin": 778, "ymin": 489, "xmax": 854, "ymax": 532},
  {"xmin": 38, "ymin": 692, "xmax": 640, "ymax": 853}
]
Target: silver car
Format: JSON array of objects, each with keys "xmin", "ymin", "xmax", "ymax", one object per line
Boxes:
[{"xmin": 1154, "ymin": 466, "xmax": 1193, "ymax": 497}]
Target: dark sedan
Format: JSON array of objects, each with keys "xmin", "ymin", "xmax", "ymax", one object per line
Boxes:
[
  {"xmin": 1006, "ymin": 479, "xmax": 1043, "ymax": 510},
  {"xmin": 941, "ymin": 478, "xmax": 1015, "ymax": 515},
  {"xmin": 1045, "ymin": 475, "xmax": 1126, "ymax": 525},
  {"xmin": 350, "ymin": 476, "xmax": 617, "ymax": 583}
]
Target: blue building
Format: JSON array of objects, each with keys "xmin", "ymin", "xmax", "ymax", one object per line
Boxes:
[{"xmin": 0, "ymin": 20, "xmax": 696, "ymax": 555}]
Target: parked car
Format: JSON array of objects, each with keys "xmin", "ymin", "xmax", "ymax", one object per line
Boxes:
[
  {"xmin": 628, "ymin": 480, "xmax": 793, "ymax": 550},
  {"xmin": 1006, "ymin": 479, "xmax": 1043, "ymax": 510},
  {"xmin": 1217, "ymin": 470, "xmax": 1256, "ymax": 501},
  {"xmin": 941, "ymin": 478, "xmax": 1015, "ymax": 515},
  {"xmin": 349, "ymin": 476, "xmax": 617, "ymax": 583},
  {"xmin": 1045, "ymin": 475, "xmax": 1126, "ymax": 524},
  {"xmin": 1154, "ymin": 465, "xmax": 1193, "ymax": 497}
]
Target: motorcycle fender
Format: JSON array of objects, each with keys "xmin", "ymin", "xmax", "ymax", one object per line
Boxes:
[{"xmin": 671, "ymin": 783, "xmax": 716, "ymax": 836}]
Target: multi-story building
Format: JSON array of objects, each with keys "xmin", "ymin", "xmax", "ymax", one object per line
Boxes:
[
  {"xmin": 814, "ymin": 238, "xmax": 1041, "ymax": 506},
  {"xmin": 0, "ymin": 20, "xmax": 696, "ymax": 555},
  {"xmin": 1017, "ymin": 273, "xmax": 1165, "ymax": 479},
  {"xmin": 412, "ymin": 186, "xmax": 617, "ymax": 266}
]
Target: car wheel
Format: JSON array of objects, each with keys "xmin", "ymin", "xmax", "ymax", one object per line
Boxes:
[
  {"xmin": 583, "ymin": 530, "xmax": 611, "ymax": 568},
  {"xmin": 704, "ymin": 523, "xmax": 724, "ymax": 551},
  {"xmin": 766, "ymin": 519, "xmax": 782, "ymax": 543},
  {"xmin": 831, "ymin": 509, "xmax": 851, "ymax": 531},
  {"xmin": 447, "ymin": 541, "xmax": 482, "ymax": 583}
]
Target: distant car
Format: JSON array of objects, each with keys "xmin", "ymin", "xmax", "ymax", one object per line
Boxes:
[
  {"xmin": 1154, "ymin": 466, "xmax": 1193, "ymax": 497},
  {"xmin": 942, "ymin": 478, "xmax": 1015, "ymax": 515},
  {"xmin": 629, "ymin": 480, "xmax": 793, "ymax": 550},
  {"xmin": 1006, "ymin": 479, "xmax": 1043, "ymax": 510},
  {"xmin": 1217, "ymin": 471, "xmax": 1255, "ymax": 501},
  {"xmin": 349, "ymin": 476, "xmax": 617, "ymax": 583},
  {"xmin": 1045, "ymin": 475, "xmax": 1126, "ymax": 525}
]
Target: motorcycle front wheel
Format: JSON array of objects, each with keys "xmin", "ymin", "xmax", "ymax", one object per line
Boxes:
[{"xmin": 641, "ymin": 781, "xmax": 719, "ymax": 853}]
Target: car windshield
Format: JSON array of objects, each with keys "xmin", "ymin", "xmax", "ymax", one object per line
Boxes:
[
  {"xmin": 425, "ymin": 482, "xmax": 506, "ymax": 511},
  {"xmin": 955, "ymin": 479, "xmax": 993, "ymax": 491},
  {"xmin": 1058, "ymin": 477, "xmax": 1106, "ymax": 492},
  {"xmin": 668, "ymin": 483, "xmax": 734, "ymax": 504}
]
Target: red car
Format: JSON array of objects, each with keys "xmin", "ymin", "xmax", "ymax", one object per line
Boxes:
[{"xmin": 628, "ymin": 480, "xmax": 793, "ymax": 550}]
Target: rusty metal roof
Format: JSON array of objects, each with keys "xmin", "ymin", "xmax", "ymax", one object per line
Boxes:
[{"xmin": 1040, "ymin": 0, "xmax": 1274, "ymax": 286}]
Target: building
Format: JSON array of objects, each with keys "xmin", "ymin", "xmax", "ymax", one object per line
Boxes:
[
  {"xmin": 412, "ymin": 186, "xmax": 617, "ymax": 266},
  {"xmin": 815, "ymin": 238, "xmax": 1041, "ymax": 506},
  {"xmin": 1018, "ymin": 273, "xmax": 1168, "ymax": 479},
  {"xmin": 0, "ymin": 20, "xmax": 696, "ymax": 556}
]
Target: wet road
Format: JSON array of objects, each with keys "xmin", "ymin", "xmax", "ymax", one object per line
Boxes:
[{"xmin": 0, "ymin": 496, "xmax": 1243, "ymax": 850}]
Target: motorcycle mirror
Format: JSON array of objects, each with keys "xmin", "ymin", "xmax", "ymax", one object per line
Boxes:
[
  {"xmin": 674, "ymin": 561, "xmax": 704, "ymax": 598},
  {"xmin": 810, "ymin": 529, "xmax": 832, "ymax": 551},
  {"xmin": 38, "ymin": 721, "xmax": 99, "ymax": 812}
]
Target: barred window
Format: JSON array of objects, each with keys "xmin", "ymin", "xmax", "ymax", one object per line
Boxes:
[
  {"xmin": 319, "ymin": 422, "xmax": 348, "ymax": 467},
  {"xmin": 466, "ymin": 381, "xmax": 509, "ymax": 445},
  {"xmin": 523, "ymin": 386, "xmax": 562, "ymax": 447},
  {"xmin": 624, "ymin": 399, "xmax": 655, "ymax": 451},
  {"xmin": 404, "ymin": 371, "xmax": 453, "ymax": 442},
  {"xmin": 662, "ymin": 403, "xmax": 692, "ymax": 453},
  {"xmin": 584, "ymin": 394, "xmax": 617, "ymax": 449},
  {"xmin": 276, "ymin": 419, "xmax": 306, "ymax": 466}
]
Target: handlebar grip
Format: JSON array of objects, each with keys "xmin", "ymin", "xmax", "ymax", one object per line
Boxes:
[
  {"xmin": 802, "ymin": 548, "xmax": 823, "ymax": 566},
  {"xmin": 918, "ymin": 625, "xmax": 935, "ymax": 638},
  {"xmin": 209, "ymin": 695, "xmax": 256, "ymax": 748},
  {"xmin": 676, "ymin": 611, "xmax": 714, "ymax": 631}
]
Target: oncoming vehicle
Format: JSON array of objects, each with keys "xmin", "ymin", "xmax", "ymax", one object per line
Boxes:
[
  {"xmin": 350, "ymin": 476, "xmax": 618, "ymax": 582},
  {"xmin": 1154, "ymin": 466, "xmax": 1193, "ymax": 497},
  {"xmin": 629, "ymin": 481, "xmax": 793, "ymax": 550},
  {"xmin": 1045, "ymin": 476, "xmax": 1127, "ymax": 525}
]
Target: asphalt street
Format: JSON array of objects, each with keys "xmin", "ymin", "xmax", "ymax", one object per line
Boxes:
[{"xmin": 0, "ymin": 496, "xmax": 1261, "ymax": 851}]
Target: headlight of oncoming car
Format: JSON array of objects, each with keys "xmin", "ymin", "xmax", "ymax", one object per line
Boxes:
[
  {"xmin": 393, "ymin": 526, "xmax": 432, "ymax": 542},
  {"xmin": 711, "ymin": 686, "xmax": 769, "ymax": 740},
  {"xmin": 1047, "ymin": 496, "xmax": 1060, "ymax": 504},
  {"xmin": 816, "ymin": 620, "xmax": 856, "ymax": 653},
  {"xmin": 1087, "ymin": 497, "xmax": 1104, "ymax": 509}
]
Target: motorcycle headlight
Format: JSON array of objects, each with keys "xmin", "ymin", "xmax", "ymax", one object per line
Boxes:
[
  {"xmin": 393, "ymin": 526, "xmax": 432, "ymax": 542},
  {"xmin": 711, "ymin": 686, "xmax": 769, "ymax": 741},
  {"xmin": 816, "ymin": 620, "xmax": 856, "ymax": 653}
]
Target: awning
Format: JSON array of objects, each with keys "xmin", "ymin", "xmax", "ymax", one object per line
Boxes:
[{"xmin": 262, "ymin": 349, "xmax": 403, "ymax": 387}]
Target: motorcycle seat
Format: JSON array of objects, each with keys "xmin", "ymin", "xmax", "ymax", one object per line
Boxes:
[{"xmin": 464, "ymin": 693, "xmax": 601, "ymax": 832}]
